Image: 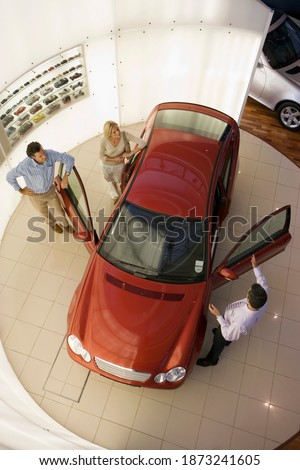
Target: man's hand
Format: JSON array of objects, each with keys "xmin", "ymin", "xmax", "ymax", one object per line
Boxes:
[
  {"xmin": 251, "ymin": 254, "xmax": 257, "ymax": 269},
  {"xmin": 61, "ymin": 174, "xmax": 69, "ymax": 189},
  {"xmin": 54, "ymin": 176, "xmax": 61, "ymax": 191},
  {"xmin": 123, "ymin": 152, "xmax": 132, "ymax": 160},
  {"xmin": 19, "ymin": 187, "xmax": 35, "ymax": 196},
  {"xmin": 209, "ymin": 303, "xmax": 221, "ymax": 317}
]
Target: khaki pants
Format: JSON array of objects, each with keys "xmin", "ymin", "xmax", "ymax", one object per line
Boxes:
[{"xmin": 29, "ymin": 185, "xmax": 69, "ymax": 228}]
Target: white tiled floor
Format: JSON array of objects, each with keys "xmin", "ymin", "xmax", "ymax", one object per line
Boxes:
[{"xmin": 1, "ymin": 125, "xmax": 300, "ymax": 450}]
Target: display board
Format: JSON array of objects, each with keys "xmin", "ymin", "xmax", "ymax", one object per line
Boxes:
[{"xmin": 0, "ymin": 45, "xmax": 88, "ymax": 149}]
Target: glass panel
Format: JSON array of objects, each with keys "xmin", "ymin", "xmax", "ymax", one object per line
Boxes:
[
  {"xmin": 263, "ymin": 17, "xmax": 300, "ymax": 69},
  {"xmin": 226, "ymin": 209, "xmax": 288, "ymax": 267},
  {"xmin": 220, "ymin": 148, "xmax": 233, "ymax": 191},
  {"xmin": 59, "ymin": 165, "xmax": 92, "ymax": 232},
  {"xmin": 154, "ymin": 109, "xmax": 230, "ymax": 141},
  {"xmin": 99, "ymin": 201, "xmax": 206, "ymax": 284}
]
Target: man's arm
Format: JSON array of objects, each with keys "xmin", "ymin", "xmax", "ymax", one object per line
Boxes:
[
  {"xmin": 50, "ymin": 149, "xmax": 75, "ymax": 189},
  {"xmin": 251, "ymin": 254, "xmax": 268, "ymax": 294},
  {"xmin": 6, "ymin": 167, "xmax": 22, "ymax": 191},
  {"xmin": 6, "ymin": 164, "xmax": 36, "ymax": 195},
  {"xmin": 209, "ymin": 304, "xmax": 241, "ymax": 341}
]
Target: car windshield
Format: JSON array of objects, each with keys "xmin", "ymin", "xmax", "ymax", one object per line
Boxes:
[
  {"xmin": 263, "ymin": 17, "xmax": 300, "ymax": 69},
  {"xmin": 98, "ymin": 201, "xmax": 206, "ymax": 283}
]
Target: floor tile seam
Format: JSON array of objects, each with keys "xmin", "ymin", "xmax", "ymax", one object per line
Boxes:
[
  {"xmin": 224, "ymin": 361, "xmax": 250, "ymax": 440},
  {"xmin": 231, "ymin": 422, "xmax": 269, "ymax": 443},
  {"xmin": 2, "ymin": 345, "xmax": 30, "ymax": 379},
  {"xmin": 249, "ymin": 329, "xmax": 282, "ymax": 344},
  {"xmin": 265, "ymin": 258, "xmax": 291, "ymax": 272},
  {"xmin": 232, "ymin": 397, "xmax": 271, "ymax": 442},
  {"xmin": 203, "ymin": 382, "xmax": 240, "ymax": 403},
  {"xmin": 166, "ymin": 398, "xmax": 207, "ymax": 418},
  {"xmin": 157, "ymin": 401, "xmax": 182, "ymax": 447},
  {"xmin": 248, "ymin": 184, "xmax": 279, "ymax": 204},
  {"xmin": 268, "ymin": 323, "xmax": 298, "ymax": 425},
  {"xmin": 268, "ymin": 394, "xmax": 300, "ymax": 416},
  {"xmin": 139, "ymin": 394, "xmax": 176, "ymax": 409},
  {"xmin": 0, "ymin": 315, "xmax": 16, "ymax": 344},
  {"xmin": 281, "ymin": 290, "xmax": 300, "ymax": 320},
  {"xmin": 276, "ymin": 340, "xmax": 300, "ymax": 356},
  {"xmin": 16, "ymin": 310, "xmax": 60, "ymax": 332},
  {"xmin": 40, "ymin": 395, "xmax": 73, "ymax": 428},
  {"xmin": 75, "ymin": 164, "xmax": 101, "ymax": 173},
  {"xmin": 91, "ymin": 416, "xmax": 131, "ymax": 450},
  {"xmin": 160, "ymin": 439, "xmax": 186, "ymax": 450},
  {"xmin": 101, "ymin": 386, "xmax": 143, "ymax": 432},
  {"xmin": 76, "ymin": 148, "xmax": 100, "ymax": 157},
  {"xmin": 0, "ymin": 285, "xmax": 29, "ymax": 314},
  {"xmin": 29, "ymin": 328, "xmax": 65, "ymax": 366},
  {"xmin": 257, "ymin": 306, "xmax": 284, "ymax": 317},
  {"xmin": 126, "ymin": 427, "xmax": 164, "ymax": 449},
  {"xmin": 253, "ymin": 164, "xmax": 281, "ymax": 185},
  {"xmin": 0, "ymin": 240, "xmax": 37, "ymax": 264},
  {"xmin": 40, "ymin": 254, "xmax": 77, "ymax": 277},
  {"xmin": 195, "ymin": 413, "xmax": 235, "ymax": 439}
]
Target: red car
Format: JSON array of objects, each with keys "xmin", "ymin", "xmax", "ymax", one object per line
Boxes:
[
  {"xmin": 29, "ymin": 103, "xmax": 43, "ymax": 115},
  {"xmin": 58, "ymin": 102, "xmax": 291, "ymax": 389},
  {"xmin": 14, "ymin": 106, "xmax": 26, "ymax": 116}
]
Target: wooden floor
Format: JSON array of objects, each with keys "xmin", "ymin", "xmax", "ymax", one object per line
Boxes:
[
  {"xmin": 240, "ymin": 97, "xmax": 300, "ymax": 167},
  {"xmin": 241, "ymin": 98, "xmax": 300, "ymax": 450},
  {"xmin": 275, "ymin": 431, "xmax": 300, "ymax": 451}
]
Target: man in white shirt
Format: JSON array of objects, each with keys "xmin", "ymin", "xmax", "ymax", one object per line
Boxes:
[{"xmin": 197, "ymin": 255, "xmax": 268, "ymax": 367}]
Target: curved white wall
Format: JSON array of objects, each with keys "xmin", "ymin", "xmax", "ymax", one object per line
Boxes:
[
  {"xmin": 0, "ymin": 0, "xmax": 273, "ymax": 242},
  {"xmin": 0, "ymin": 0, "xmax": 272, "ymax": 448}
]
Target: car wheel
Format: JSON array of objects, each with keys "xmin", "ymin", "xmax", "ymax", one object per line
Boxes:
[{"xmin": 277, "ymin": 101, "xmax": 300, "ymax": 131}]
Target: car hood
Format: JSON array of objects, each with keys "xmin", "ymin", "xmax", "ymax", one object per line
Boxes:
[{"xmin": 69, "ymin": 253, "xmax": 208, "ymax": 372}]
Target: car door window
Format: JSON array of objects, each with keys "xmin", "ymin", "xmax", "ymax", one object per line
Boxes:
[
  {"xmin": 212, "ymin": 205, "xmax": 291, "ymax": 289},
  {"xmin": 220, "ymin": 147, "xmax": 233, "ymax": 193},
  {"xmin": 226, "ymin": 206, "xmax": 290, "ymax": 267},
  {"xmin": 58, "ymin": 164, "xmax": 94, "ymax": 237}
]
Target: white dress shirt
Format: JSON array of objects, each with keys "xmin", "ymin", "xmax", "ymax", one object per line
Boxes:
[{"xmin": 217, "ymin": 266, "xmax": 269, "ymax": 341}]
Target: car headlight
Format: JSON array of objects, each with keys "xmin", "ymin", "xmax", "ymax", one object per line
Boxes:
[
  {"xmin": 154, "ymin": 367, "xmax": 186, "ymax": 384},
  {"xmin": 67, "ymin": 335, "xmax": 91, "ymax": 362}
]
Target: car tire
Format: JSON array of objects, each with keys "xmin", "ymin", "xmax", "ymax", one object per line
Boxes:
[{"xmin": 277, "ymin": 101, "xmax": 300, "ymax": 131}]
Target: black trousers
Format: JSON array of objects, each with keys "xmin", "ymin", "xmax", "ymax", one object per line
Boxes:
[{"xmin": 206, "ymin": 326, "xmax": 231, "ymax": 364}]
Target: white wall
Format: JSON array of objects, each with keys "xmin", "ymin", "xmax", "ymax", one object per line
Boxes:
[
  {"xmin": 0, "ymin": 0, "xmax": 272, "ymax": 447},
  {"xmin": 0, "ymin": 0, "xmax": 272, "ymax": 242}
]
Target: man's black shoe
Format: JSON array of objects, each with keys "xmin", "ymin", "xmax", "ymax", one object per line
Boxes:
[{"xmin": 196, "ymin": 358, "xmax": 218, "ymax": 367}]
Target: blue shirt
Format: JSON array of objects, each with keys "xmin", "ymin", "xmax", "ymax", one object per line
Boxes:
[{"xmin": 6, "ymin": 149, "xmax": 75, "ymax": 193}]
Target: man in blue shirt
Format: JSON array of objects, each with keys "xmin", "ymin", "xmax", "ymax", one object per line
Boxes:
[{"xmin": 6, "ymin": 141, "xmax": 75, "ymax": 234}]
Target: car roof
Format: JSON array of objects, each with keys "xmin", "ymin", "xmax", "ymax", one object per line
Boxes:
[{"xmin": 126, "ymin": 105, "xmax": 229, "ymax": 218}]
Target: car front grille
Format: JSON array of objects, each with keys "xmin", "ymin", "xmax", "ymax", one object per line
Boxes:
[{"xmin": 94, "ymin": 356, "xmax": 151, "ymax": 383}]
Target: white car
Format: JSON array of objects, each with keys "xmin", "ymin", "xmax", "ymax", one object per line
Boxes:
[{"xmin": 250, "ymin": 10, "xmax": 300, "ymax": 131}]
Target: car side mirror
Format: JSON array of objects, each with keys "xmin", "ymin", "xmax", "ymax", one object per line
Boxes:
[
  {"xmin": 218, "ymin": 267, "xmax": 238, "ymax": 281},
  {"xmin": 73, "ymin": 231, "xmax": 92, "ymax": 243}
]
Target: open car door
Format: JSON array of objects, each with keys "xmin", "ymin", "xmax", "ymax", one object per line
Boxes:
[
  {"xmin": 120, "ymin": 150, "xmax": 143, "ymax": 192},
  {"xmin": 56, "ymin": 164, "xmax": 97, "ymax": 254},
  {"xmin": 212, "ymin": 205, "xmax": 291, "ymax": 289}
]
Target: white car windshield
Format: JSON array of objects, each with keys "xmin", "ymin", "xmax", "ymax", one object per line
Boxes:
[
  {"xmin": 263, "ymin": 16, "xmax": 300, "ymax": 69},
  {"xmin": 98, "ymin": 201, "xmax": 206, "ymax": 283}
]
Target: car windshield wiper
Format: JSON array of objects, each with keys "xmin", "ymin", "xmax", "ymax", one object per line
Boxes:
[
  {"xmin": 133, "ymin": 269, "xmax": 159, "ymax": 278},
  {"xmin": 110, "ymin": 259, "xmax": 159, "ymax": 277}
]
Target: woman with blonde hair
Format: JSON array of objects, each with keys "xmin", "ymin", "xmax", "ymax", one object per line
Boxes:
[{"xmin": 99, "ymin": 120, "xmax": 146, "ymax": 201}]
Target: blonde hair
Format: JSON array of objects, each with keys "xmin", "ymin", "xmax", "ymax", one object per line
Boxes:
[{"xmin": 103, "ymin": 120, "xmax": 119, "ymax": 139}]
